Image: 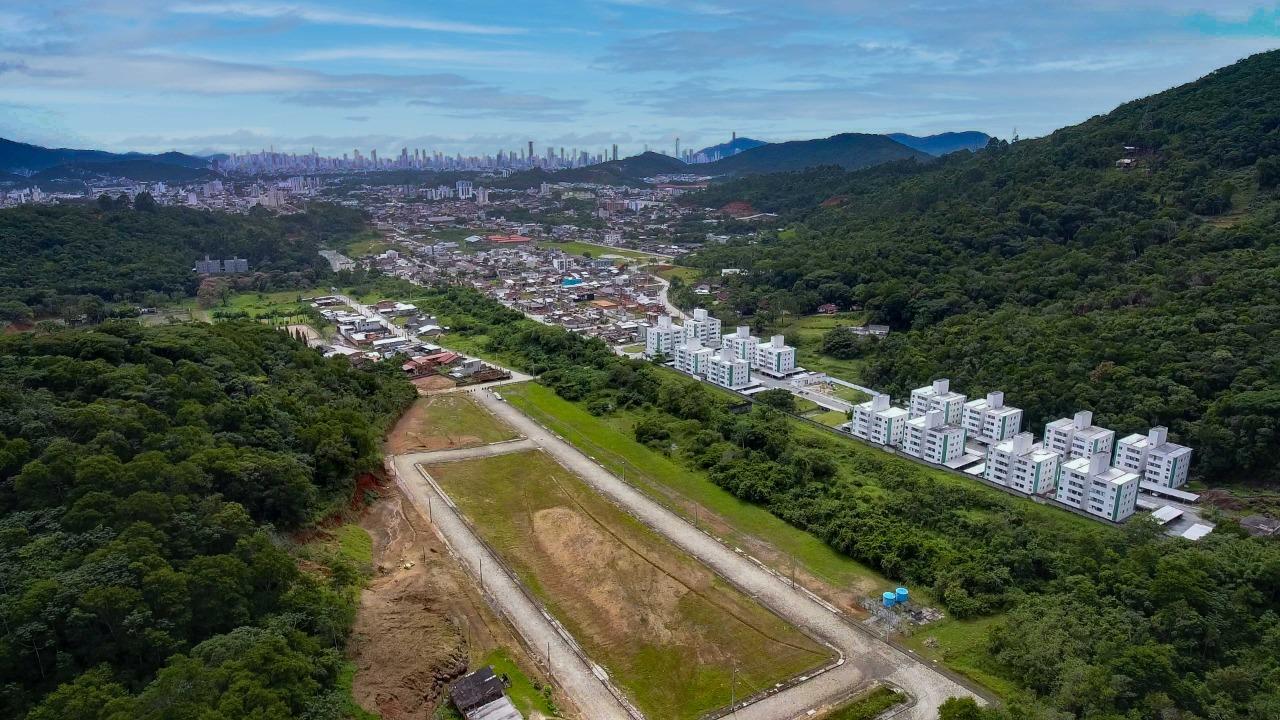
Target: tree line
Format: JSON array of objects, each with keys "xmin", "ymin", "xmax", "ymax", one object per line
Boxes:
[
  {"xmin": 0, "ymin": 320, "xmax": 416, "ymax": 719},
  {"xmin": 404, "ymin": 284, "xmax": 1280, "ymax": 720},
  {"xmin": 683, "ymin": 50, "xmax": 1280, "ymax": 485},
  {"xmin": 0, "ymin": 200, "xmax": 367, "ymax": 326}
]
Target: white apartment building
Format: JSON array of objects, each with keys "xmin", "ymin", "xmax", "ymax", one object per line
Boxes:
[
  {"xmin": 1115, "ymin": 426, "xmax": 1193, "ymax": 488},
  {"xmin": 755, "ymin": 335, "xmax": 798, "ymax": 377},
  {"xmin": 644, "ymin": 315, "xmax": 683, "ymax": 357},
  {"xmin": 910, "ymin": 379, "xmax": 967, "ymax": 426},
  {"xmin": 673, "ymin": 339, "xmax": 714, "ymax": 377},
  {"xmin": 684, "ymin": 308, "xmax": 722, "ymax": 345},
  {"xmin": 1056, "ymin": 452, "xmax": 1140, "ymax": 522},
  {"xmin": 1044, "ymin": 410, "xmax": 1115, "ymax": 461},
  {"xmin": 902, "ymin": 410, "xmax": 967, "ymax": 465},
  {"xmin": 847, "ymin": 393, "xmax": 910, "ymax": 447},
  {"xmin": 706, "ymin": 346, "xmax": 752, "ymax": 390},
  {"xmin": 722, "ymin": 326, "xmax": 760, "ymax": 365},
  {"xmin": 984, "ymin": 432, "xmax": 1061, "ymax": 496},
  {"xmin": 962, "ymin": 391, "xmax": 1024, "ymax": 444}
]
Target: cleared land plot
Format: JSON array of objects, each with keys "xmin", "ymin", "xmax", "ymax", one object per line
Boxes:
[
  {"xmin": 500, "ymin": 382, "xmax": 893, "ymax": 609},
  {"xmin": 536, "ymin": 240, "xmax": 659, "ymax": 262},
  {"xmin": 650, "ymin": 264, "xmax": 701, "ymax": 283},
  {"xmin": 427, "ymin": 449, "xmax": 831, "ymax": 720},
  {"xmin": 387, "ymin": 395, "xmax": 517, "ymax": 454}
]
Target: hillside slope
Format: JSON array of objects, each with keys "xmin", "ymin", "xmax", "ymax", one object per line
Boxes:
[
  {"xmin": 702, "ymin": 132, "xmax": 931, "ymax": 175},
  {"xmin": 687, "ymin": 49, "xmax": 1280, "ymax": 484},
  {"xmin": 0, "ymin": 137, "xmax": 209, "ymax": 173}
]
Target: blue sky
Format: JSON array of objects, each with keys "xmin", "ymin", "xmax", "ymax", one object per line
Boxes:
[{"xmin": 1, "ymin": 1, "xmax": 1278, "ymax": 157}]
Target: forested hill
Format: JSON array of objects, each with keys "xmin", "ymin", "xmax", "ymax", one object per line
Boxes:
[
  {"xmin": 0, "ymin": 201, "xmax": 366, "ymax": 323},
  {"xmin": 685, "ymin": 49, "xmax": 1280, "ymax": 485},
  {"xmin": 0, "ymin": 320, "xmax": 416, "ymax": 718},
  {"xmin": 701, "ymin": 132, "xmax": 932, "ymax": 175}
]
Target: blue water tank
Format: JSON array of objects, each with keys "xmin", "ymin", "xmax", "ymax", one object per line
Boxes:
[
  {"xmin": 896, "ymin": 587, "xmax": 909, "ymax": 604},
  {"xmin": 882, "ymin": 591, "xmax": 897, "ymax": 608}
]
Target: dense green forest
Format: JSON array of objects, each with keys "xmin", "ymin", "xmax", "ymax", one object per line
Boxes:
[
  {"xmin": 684, "ymin": 50, "xmax": 1280, "ymax": 485},
  {"xmin": 0, "ymin": 201, "xmax": 366, "ymax": 324},
  {"xmin": 0, "ymin": 321, "xmax": 415, "ymax": 719},
  {"xmin": 402, "ymin": 284, "xmax": 1280, "ymax": 720}
]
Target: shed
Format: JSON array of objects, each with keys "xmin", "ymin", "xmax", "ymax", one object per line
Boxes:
[
  {"xmin": 450, "ymin": 667, "xmax": 505, "ymax": 715},
  {"xmin": 468, "ymin": 696, "xmax": 524, "ymax": 720}
]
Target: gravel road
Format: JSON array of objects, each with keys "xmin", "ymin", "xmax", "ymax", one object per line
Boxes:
[{"xmin": 473, "ymin": 389, "xmax": 982, "ymax": 720}]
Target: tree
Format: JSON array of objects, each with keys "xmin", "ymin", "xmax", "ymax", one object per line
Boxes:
[{"xmin": 755, "ymin": 388, "xmax": 797, "ymax": 412}]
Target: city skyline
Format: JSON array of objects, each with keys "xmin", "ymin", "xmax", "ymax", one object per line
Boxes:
[{"xmin": 1, "ymin": 1, "xmax": 1278, "ymax": 158}]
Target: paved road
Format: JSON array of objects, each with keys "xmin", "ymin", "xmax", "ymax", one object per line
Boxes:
[
  {"xmin": 474, "ymin": 389, "xmax": 981, "ymax": 720},
  {"xmin": 390, "ymin": 450, "xmax": 638, "ymax": 720},
  {"xmin": 646, "ymin": 272, "xmax": 688, "ymax": 321}
]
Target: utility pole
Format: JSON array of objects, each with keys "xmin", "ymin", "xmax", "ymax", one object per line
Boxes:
[{"xmin": 730, "ymin": 663, "xmax": 737, "ymax": 716}]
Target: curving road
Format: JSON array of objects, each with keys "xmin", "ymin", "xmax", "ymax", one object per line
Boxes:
[{"xmin": 471, "ymin": 389, "xmax": 982, "ymax": 720}]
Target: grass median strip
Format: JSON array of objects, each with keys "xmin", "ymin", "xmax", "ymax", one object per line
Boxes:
[{"xmin": 426, "ymin": 449, "xmax": 832, "ymax": 720}]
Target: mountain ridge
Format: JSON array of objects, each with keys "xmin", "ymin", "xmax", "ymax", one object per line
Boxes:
[{"xmin": 886, "ymin": 131, "xmax": 991, "ymax": 156}]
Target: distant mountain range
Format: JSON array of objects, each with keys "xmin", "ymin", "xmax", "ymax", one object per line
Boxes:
[
  {"xmin": 698, "ymin": 133, "xmax": 934, "ymax": 175},
  {"xmin": 886, "ymin": 131, "xmax": 991, "ymax": 156},
  {"xmin": 0, "ymin": 138, "xmax": 210, "ymax": 174},
  {"xmin": 692, "ymin": 136, "xmax": 768, "ymax": 160},
  {"xmin": 0, "ymin": 138, "xmax": 214, "ymax": 187}
]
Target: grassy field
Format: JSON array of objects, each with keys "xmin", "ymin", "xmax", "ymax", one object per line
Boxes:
[
  {"xmin": 388, "ymin": 395, "xmax": 519, "ymax": 453},
  {"xmin": 777, "ymin": 313, "xmax": 873, "ymax": 385},
  {"xmin": 900, "ymin": 616, "xmax": 1020, "ymax": 700},
  {"xmin": 500, "ymin": 382, "xmax": 893, "ymax": 598},
  {"xmin": 428, "ymin": 449, "xmax": 831, "ymax": 719},
  {"xmin": 536, "ymin": 240, "xmax": 661, "ymax": 262},
  {"xmin": 807, "ymin": 409, "xmax": 851, "ymax": 427},
  {"xmin": 651, "ymin": 264, "xmax": 701, "ymax": 283},
  {"xmin": 499, "ymin": 380, "xmax": 1111, "ymax": 701},
  {"xmin": 820, "ymin": 685, "xmax": 905, "ymax": 720}
]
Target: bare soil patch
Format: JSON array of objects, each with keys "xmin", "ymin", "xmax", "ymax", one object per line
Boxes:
[
  {"xmin": 413, "ymin": 375, "xmax": 457, "ymax": 393},
  {"xmin": 348, "ymin": 485, "xmax": 563, "ymax": 719},
  {"xmin": 385, "ymin": 395, "xmax": 516, "ymax": 454}
]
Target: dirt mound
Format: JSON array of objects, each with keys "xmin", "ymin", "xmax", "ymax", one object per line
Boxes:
[
  {"xmin": 532, "ymin": 506, "xmax": 686, "ymax": 647},
  {"xmin": 348, "ymin": 489, "xmax": 549, "ymax": 719},
  {"xmin": 386, "ymin": 397, "xmax": 484, "ymax": 454}
]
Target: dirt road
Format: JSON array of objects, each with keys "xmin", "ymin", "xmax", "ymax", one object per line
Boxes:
[
  {"xmin": 471, "ymin": 389, "xmax": 982, "ymax": 720},
  {"xmin": 390, "ymin": 449, "xmax": 638, "ymax": 720}
]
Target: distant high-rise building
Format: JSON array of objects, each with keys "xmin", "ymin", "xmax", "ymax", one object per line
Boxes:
[{"xmin": 612, "ymin": 144, "xmax": 618, "ymax": 162}]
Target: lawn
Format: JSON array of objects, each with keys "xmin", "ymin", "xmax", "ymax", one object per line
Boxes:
[
  {"xmin": 387, "ymin": 395, "xmax": 519, "ymax": 454},
  {"xmin": 500, "ymin": 382, "xmax": 893, "ymax": 598},
  {"xmin": 481, "ymin": 647, "xmax": 560, "ymax": 718},
  {"xmin": 427, "ymin": 449, "xmax": 831, "ymax": 719}
]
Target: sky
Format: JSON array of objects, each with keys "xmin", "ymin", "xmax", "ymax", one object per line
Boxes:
[{"xmin": 1, "ymin": 1, "xmax": 1278, "ymax": 158}]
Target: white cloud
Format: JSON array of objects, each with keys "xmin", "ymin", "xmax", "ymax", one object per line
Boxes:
[{"xmin": 170, "ymin": 2, "xmax": 525, "ymax": 35}]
